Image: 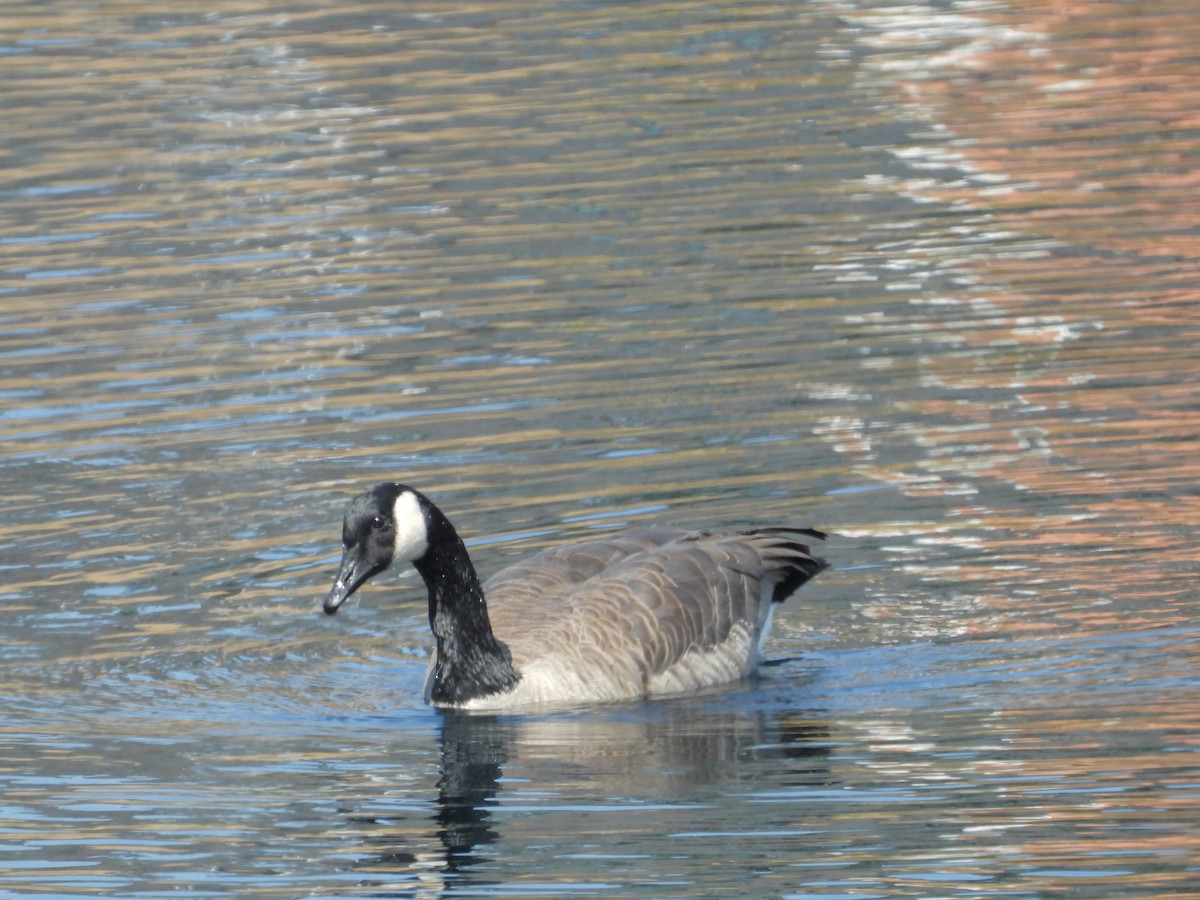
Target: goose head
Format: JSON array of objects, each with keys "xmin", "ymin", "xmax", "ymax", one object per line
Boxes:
[
  {"xmin": 323, "ymin": 483, "xmax": 430, "ymax": 615},
  {"xmin": 322, "ymin": 483, "xmax": 518, "ymax": 705}
]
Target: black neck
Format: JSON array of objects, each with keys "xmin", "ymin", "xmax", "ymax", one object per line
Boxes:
[{"xmin": 411, "ymin": 504, "xmax": 520, "ymax": 705}]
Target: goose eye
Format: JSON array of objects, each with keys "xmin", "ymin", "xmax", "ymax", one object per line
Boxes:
[{"xmin": 371, "ymin": 515, "xmax": 386, "ymax": 529}]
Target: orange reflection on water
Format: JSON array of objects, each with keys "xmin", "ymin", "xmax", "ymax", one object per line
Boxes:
[
  {"xmin": 844, "ymin": 1, "xmax": 1200, "ymax": 632},
  {"xmin": 908, "ymin": 1, "xmax": 1200, "ymax": 260}
]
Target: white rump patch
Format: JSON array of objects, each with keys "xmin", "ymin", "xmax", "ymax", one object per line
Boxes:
[{"xmin": 392, "ymin": 490, "xmax": 430, "ymax": 563}]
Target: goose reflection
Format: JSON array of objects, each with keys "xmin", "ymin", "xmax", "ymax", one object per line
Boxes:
[{"xmin": 336, "ymin": 695, "xmax": 833, "ymax": 895}]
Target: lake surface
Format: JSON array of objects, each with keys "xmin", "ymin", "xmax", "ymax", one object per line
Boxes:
[{"xmin": 2, "ymin": 1, "xmax": 1198, "ymax": 897}]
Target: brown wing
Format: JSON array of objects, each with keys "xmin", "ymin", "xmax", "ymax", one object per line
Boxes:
[
  {"xmin": 482, "ymin": 527, "xmax": 687, "ymax": 632},
  {"xmin": 484, "ymin": 527, "xmax": 827, "ymax": 696}
]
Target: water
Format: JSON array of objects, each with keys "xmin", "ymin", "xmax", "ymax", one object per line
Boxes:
[{"xmin": 2, "ymin": 0, "xmax": 1198, "ymax": 896}]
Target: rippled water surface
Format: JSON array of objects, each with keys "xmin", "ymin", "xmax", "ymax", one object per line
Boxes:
[{"xmin": 2, "ymin": 1, "xmax": 1198, "ymax": 897}]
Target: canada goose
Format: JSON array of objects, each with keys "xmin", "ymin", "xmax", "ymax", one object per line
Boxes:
[{"xmin": 323, "ymin": 483, "xmax": 828, "ymax": 710}]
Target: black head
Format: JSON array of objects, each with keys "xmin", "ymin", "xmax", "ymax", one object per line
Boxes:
[{"xmin": 323, "ymin": 483, "xmax": 430, "ymax": 615}]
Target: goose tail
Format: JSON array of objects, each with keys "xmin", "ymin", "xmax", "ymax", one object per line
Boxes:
[{"xmin": 734, "ymin": 526, "xmax": 829, "ymax": 603}]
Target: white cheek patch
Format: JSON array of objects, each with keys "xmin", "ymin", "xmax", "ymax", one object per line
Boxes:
[{"xmin": 392, "ymin": 490, "xmax": 430, "ymax": 563}]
